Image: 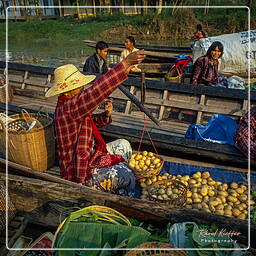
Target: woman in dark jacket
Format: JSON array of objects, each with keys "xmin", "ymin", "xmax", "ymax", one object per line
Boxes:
[{"xmin": 191, "ymin": 41, "xmax": 224, "ymax": 86}]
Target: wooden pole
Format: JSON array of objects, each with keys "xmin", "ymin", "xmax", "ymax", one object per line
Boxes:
[
  {"xmin": 58, "ymin": 0, "xmax": 63, "ymax": 17},
  {"xmin": 77, "ymin": 0, "xmax": 80, "ymax": 18}
]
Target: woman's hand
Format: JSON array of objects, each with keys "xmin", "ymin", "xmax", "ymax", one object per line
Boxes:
[
  {"xmin": 104, "ymin": 98, "xmax": 113, "ymax": 117},
  {"xmin": 122, "ymin": 50, "xmax": 146, "ymax": 73}
]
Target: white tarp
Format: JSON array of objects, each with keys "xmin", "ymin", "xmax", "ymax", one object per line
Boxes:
[{"xmin": 192, "ymin": 30, "xmax": 256, "ymax": 75}]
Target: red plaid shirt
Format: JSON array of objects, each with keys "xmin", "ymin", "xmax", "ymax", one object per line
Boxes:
[
  {"xmin": 234, "ymin": 106, "xmax": 256, "ymax": 160},
  {"xmin": 55, "ymin": 63, "xmax": 128, "ymax": 184}
]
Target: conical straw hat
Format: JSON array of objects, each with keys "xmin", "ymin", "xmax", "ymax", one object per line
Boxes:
[{"xmin": 45, "ymin": 64, "xmax": 96, "ymax": 97}]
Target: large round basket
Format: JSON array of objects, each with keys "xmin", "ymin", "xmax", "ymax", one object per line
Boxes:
[
  {"xmin": 147, "ymin": 179, "xmax": 187, "ymax": 206},
  {"xmin": 124, "ymin": 242, "xmax": 187, "ymax": 256},
  {"xmin": 0, "ymin": 112, "xmax": 55, "ymax": 172},
  {"xmin": 129, "ymin": 153, "xmax": 164, "ymax": 179}
]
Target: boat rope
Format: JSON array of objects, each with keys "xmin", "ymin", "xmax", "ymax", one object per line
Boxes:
[{"xmin": 137, "ymin": 114, "xmax": 158, "ymax": 155}]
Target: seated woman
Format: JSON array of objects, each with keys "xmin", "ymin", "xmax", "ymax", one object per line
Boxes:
[
  {"xmin": 190, "ymin": 41, "xmax": 224, "ymax": 86},
  {"xmin": 120, "ymin": 36, "xmax": 141, "ymax": 72}
]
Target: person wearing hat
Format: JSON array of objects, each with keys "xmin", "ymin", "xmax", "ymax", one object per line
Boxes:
[
  {"xmin": 45, "ymin": 50, "xmax": 145, "ymax": 190},
  {"xmin": 83, "ymin": 41, "xmax": 109, "ymax": 75}
]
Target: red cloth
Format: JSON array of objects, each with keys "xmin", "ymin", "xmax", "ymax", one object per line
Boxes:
[
  {"xmin": 88, "ymin": 116, "xmax": 124, "ymax": 169},
  {"xmin": 55, "ymin": 62, "xmax": 128, "ymax": 184}
]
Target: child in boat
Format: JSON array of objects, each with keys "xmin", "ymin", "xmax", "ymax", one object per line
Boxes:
[
  {"xmin": 83, "ymin": 41, "xmax": 109, "ymax": 75},
  {"xmin": 190, "ymin": 24, "xmax": 208, "ymax": 47},
  {"xmin": 190, "ymin": 41, "xmax": 225, "ymax": 87},
  {"xmin": 45, "ymin": 50, "xmax": 146, "ymax": 195},
  {"xmin": 234, "ymin": 106, "xmax": 256, "ymax": 161},
  {"xmin": 120, "ymin": 36, "xmax": 141, "ymax": 72}
]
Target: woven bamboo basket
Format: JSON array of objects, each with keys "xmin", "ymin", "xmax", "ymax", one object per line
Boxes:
[
  {"xmin": 0, "ymin": 112, "xmax": 55, "ymax": 172},
  {"xmin": 129, "ymin": 154, "xmax": 164, "ymax": 179},
  {"xmin": 125, "ymin": 242, "xmax": 187, "ymax": 256},
  {"xmin": 147, "ymin": 179, "xmax": 187, "ymax": 206},
  {"xmin": 53, "ymin": 205, "xmax": 131, "ymax": 247},
  {"xmin": 0, "ymin": 183, "xmax": 16, "ymax": 231}
]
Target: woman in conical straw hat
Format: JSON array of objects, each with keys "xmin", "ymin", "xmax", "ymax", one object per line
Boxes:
[{"xmin": 45, "ymin": 50, "xmax": 145, "ymax": 194}]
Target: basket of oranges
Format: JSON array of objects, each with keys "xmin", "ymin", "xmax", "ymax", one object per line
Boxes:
[{"xmin": 128, "ymin": 151, "xmax": 164, "ymax": 179}]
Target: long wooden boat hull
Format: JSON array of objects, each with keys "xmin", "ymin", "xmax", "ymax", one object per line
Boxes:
[
  {"xmin": 0, "ymin": 164, "xmax": 254, "ymax": 248},
  {"xmin": 0, "ymin": 61, "xmax": 254, "ymax": 168},
  {"xmin": 83, "ymin": 40, "xmax": 192, "ymax": 53},
  {"xmin": 83, "ymin": 40, "xmax": 191, "ymax": 63}
]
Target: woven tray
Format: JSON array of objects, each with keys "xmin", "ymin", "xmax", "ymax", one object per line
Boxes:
[
  {"xmin": 147, "ymin": 179, "xmax": 187, "ymax": 206},
  {"xmin": 130, "ymin": 153, "xmax": 164, "ymax": 179},
  {"xmin": 125, "ymin": 242, "xmax": 187, "ymax": 256}
]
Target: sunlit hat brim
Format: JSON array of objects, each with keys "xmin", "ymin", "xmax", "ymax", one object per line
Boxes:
[{"xmin": 45, "ymin": 68, "xmax": 96, "ymax": 97}]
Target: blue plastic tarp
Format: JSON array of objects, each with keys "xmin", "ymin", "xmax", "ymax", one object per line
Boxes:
[{"xmin": 185, "ymin": 114, "xmax": 238, "ymax": 145}]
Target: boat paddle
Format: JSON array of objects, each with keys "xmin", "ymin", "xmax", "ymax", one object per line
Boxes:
[{"xmin": 118, "ymin": 84, "xmax": 160, "ymax": 126}]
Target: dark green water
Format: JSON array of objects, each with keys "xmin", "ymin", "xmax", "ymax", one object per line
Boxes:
[{"xmin": 0, "ymin": 38, "xmax": 187, "ymax": 68}]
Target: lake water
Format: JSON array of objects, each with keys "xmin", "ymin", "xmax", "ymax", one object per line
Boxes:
[{"xmin": 0, "ymin": 38, "xmax": 188, "ymax": 68}]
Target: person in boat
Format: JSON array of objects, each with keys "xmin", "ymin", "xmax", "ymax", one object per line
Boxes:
[
  {"xmin": 83, "ymin": 41, "xmax": 109, "ymax": 75},
  {"xmin": 190, "ymin": 41, "xmax": 225, "ymax": 87},
  {"xmin": 120, "ymin": 36, "xmax": 141, "ymax": 72},
  {"xmin": 234, "ymin": 106, "xmax": 256, "ymax": 160},
  {"xmin": 190, "ymin": 24, "xmax": 208, "ymax": 47},
  {"xmin": 45, "ymin": 50, "xmax": 146, "ymax": 195}
]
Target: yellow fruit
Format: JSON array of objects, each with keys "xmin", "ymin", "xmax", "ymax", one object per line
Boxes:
[
  {"xmin": 142, "ymin": 151, "xmax": 148, "ymax": 156},
  {"xmin": 156, "ymin": 162, "xmax": 162, "ymax": 168},
  {"xmin": 230, "ymin": 182, "xmax": 238, "ymax": 189},
  {"xmin": 129, "ymin": 159, "xmax": 136, "ymax": 165},
  {"xmin": 129, "ymin": 163, "xmax": 135, "ymax": 169},
  {"xmin": 146, "ymin": 179, "xmax": 152, "ymax": 185},
  {"xmin": 153, "ymin": 158, "xmax": 161, "ymax": 165},
  {"xmin": 142, "ymin": 156, "xmax": 147, "ymax": 161},
  {"xmin": 202, "ymin": 172, "xmax": 210, "ymax": 179},
  {"xmin": 130, "ymin": 154, "xmax": 136, "ymax": 159},
  {"xmin": 148, "ymin": 152, "xmax": 154, "ymax": 157},
  {"xmin": 135, "ymin": 154, "xmax": 143, "ymax": 161},
  {"xmin": 145, "ymin": 159, "xmax": 151, "ymax": 166},
  {"xmin": 151, "ymin": 176, "xmax": 157, "ymax": 182},
  {"xmin": 196, "ymin": 172, "xmax": 202, "ymax": 178},
  {"xmin": 142, "ymin": 165, "xmax": 148, "ymax": 171},
  {"xmin": 139, "ymin": 161, "xmax": 145, "ymax": 169},
  {"xmin": 135, "ymin": 165, "xmax": 140, "ymax": 171}
]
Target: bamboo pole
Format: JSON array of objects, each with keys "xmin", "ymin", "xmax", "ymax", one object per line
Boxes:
[
  {"xmin": 58, "ymin": 0, "xmax": 63, "ymax": 17},
  {"xmin": 93, "ymin": 0, "xmax": 96, "ymax": 17},
  {"xmin": 77, "ymin": 0, "xmax": 80, "ymax": 18},
  {"xmin": 11, "ymin": 0, "xmax": 16, "ymax": 19}
]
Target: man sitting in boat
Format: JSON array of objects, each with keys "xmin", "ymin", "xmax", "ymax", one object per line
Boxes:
[
  {"xmin": 234, "ymin": 106, "xmax": 256, "ymax": 161},
  {"xmin": 45, "ymin": 50, "xmax": 145, "ymax": 195},
  {"xmin": 120, "ymin": 36, "xmax": 141, "ymax": 72},
  {"xmin": 83, "ymin": 41, "xmax": 109, "ymax": 75},
  {"xmin": 190, "ymin": 41, "xmax": 225, "ymax": 87}
]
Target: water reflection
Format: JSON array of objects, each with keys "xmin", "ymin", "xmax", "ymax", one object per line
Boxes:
[
  {"xmin": 0, "ymin": 38, "xmax": 186, "ymax": 68},
  {"xmin": 0, "ymin": 39, "xmax": 96, "ymax": 68}
]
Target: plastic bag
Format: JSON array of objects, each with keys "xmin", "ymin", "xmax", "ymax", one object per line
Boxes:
[
  {"xmin": 185, "ymin": 114, "xmax": 237, "ymax": 145},
  {"xmin": 192, "ymin": 30, "xmax": 256, "ymax": 75},
  {"xmin": 168, "ymin": 222, "xmax": 242, "ymax": 256}
]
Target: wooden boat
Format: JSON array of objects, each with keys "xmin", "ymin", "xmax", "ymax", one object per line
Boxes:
[
  {"xmin": 0, "ymin": 61, "xmax": 254, "ymax": 169},
  {"xmin": 0, "ymin": 157, "xmax": 255, "ymax": 249},
  {"xmin": 83, "ymin": 40, "xmax": 192, "ymax": 53},
  {"xmin": 83, "ymin": 40, "xmax": 192, "ymax": 63}
]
